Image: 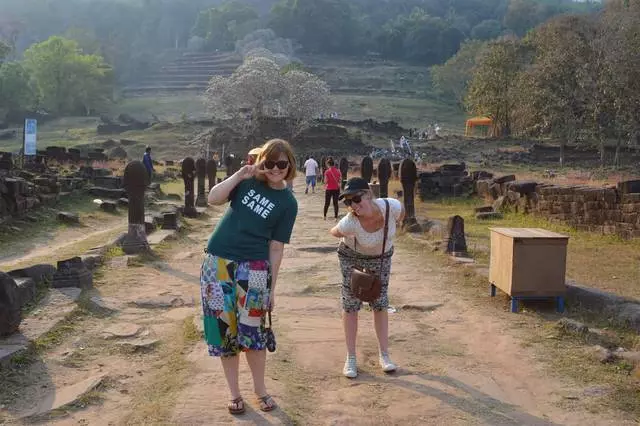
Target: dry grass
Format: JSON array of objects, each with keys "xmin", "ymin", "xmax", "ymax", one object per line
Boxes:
[
  {"xmin": 122, "ymin": 317, "xmax": 199, "ymax": 424},
  {"xmin": 415, "ymin": 196, "xmax": 640, "ymax": 299}
]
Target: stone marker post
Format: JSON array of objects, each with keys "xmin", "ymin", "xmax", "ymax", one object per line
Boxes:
[
  {"xmin": 445, "ymin": 215, "xmax": 468, "ymax": 256},
  {"xmin": 122, "ymin": 160, "xmax": 150, "ymax": 254},
  {"xmin": 320, "ymin": 156, "xmax": 326, "ymax": 183},
  {"xmin": 206, "ymin": 159, "xmax": 217, "ymax": 191},
  {"xmin": 182, "ymin": 157, "xmax": 198, "ymax": 218},
  {"xmin": 224, "ymin": 155, "xmax": 233, "ymax": 177},
  {"xmin": 196, "ymin": 158, "xmax": 207, "ymax": 207},
  {"xmin": 378, "ymin": 158, "xmax": 391, "ymax": 198},
  {"xmin": 400, "ymin": 158, "xmax": 421, "ymax": 232},
  {"xmin": 361, "ymin": 156, "xmax": 373, "ymax": 183},
  {"xmin": 339, "ymin": 157, "xmax": 349, "ymax": 190}
]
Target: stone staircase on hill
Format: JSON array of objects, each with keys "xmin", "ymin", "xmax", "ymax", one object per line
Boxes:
[{"xmin": 123, "ymin": 52, "xmax": 242, "ymax": 95}]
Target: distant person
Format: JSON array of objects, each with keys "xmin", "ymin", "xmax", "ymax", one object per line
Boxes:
[
  {"xmin": 142, "ymin": 146, "xmax": 154, "ymax": 181},
  {"xmin": 329, "ymin": 177, "xmax": 405, "ymax": 379},
  {"xmin": 202, "ymin": 139, "xmax": 298, "ymax": 415},
  {"xmin": 323, "ymin": 158, "xmax": 342, "ymax": 221},
  {"xmin": 303, "ymin": 155, "xmax": 319, "ymax": 194}
]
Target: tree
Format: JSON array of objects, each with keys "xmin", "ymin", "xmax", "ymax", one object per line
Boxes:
[
  {"xmin": 516, "ymin": 15, "xmax": 596, "ymax": 166},
  {"xmin": 466, "ymin": 39, "xmax": 528, "ymax": 137},
  {"xmin": 431, "ymin": 40, "xmax": 487, "ymax": 108},
  {"xmin": 205, "ymin": 52, "xmax": 330, "ymax": 140},
  {"xmin": 0, "ymin": 41, "xmax": 10, "ymax": 63},
  {"xmin": 192, "ymin": 1, "xmax": 260, "ymax": 51},
  {"xmin": 23, "ymin": 36, "xmax": 112, "ymax": 115},
  {"xmin": 0, "ymin": 62, "xmax": 34, "ymax": 114},
  {"xmin": 471, "ymin": 19, "xmax": 503, "ymax": 40}
]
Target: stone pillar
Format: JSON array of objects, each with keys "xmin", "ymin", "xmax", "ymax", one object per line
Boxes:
[
  {"xmin": 0, "ymin": 272, "xmax": 21, "ymax": 336},
  {"xmin": 361, "ymin": 156, "xmax": 373, "ymax": 183},
  {"xmin": 196, "ymin": 158, "xmax": 207, "ymax": 207},
  {"xmin": 224, "ymin": 155, "xmax": 233, "ymax": 177},
  {"xmin": 206, "ymin": 159, "xmax": 217, "ymax": 191},
  {"xmin": 400, "ymin": 159, "xmax": 421, "ymax": 232},
  {"xmin": 122, "ymin": 160, "xmax": 150, "ymax": 254},
  {"xmin": 445, "ymin": 215, "xmax": 468, "ymax": 256},
  {"xmin": 182, "ymin": 157, "xmax": 198, "ymax": 218},
  {"xmin": 378, "ymin": 158, "xmax": 391, "ymax": 198},
  {"xmin": 339, "ymin": 157, "xmax": 349, "ymax": 190}
]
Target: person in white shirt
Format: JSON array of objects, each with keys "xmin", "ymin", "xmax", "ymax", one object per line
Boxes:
[
  {"xmin": 329, "ymin": 177, "xmax": 405, "ymax": 379},
  {"xmin": 303, "ymin": 156, "xmax": 319, "ymax": 194}
]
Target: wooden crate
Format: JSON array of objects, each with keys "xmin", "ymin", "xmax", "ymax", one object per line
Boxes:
[{"xmin": 489, "ymin": 228, "xmax": 569, "ymax": 299}]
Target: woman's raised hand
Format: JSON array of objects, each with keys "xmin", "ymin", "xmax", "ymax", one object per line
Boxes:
[{"xmin": 236, "ymin": 162, "xmax": 268, "ymax": 180}]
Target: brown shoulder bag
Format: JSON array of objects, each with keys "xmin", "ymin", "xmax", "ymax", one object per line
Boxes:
[{"xmin": 350, "ymin": 199, "xmax": 390, "ymax": 303}]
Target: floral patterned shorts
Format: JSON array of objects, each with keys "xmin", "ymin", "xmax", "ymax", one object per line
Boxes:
[{"xmin": 200, "ymin": 254, "xmax": 271, "ymax": 357}]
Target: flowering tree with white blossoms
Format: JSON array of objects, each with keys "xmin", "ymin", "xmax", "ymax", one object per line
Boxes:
[{"xmin": 205, "ymin": 49, "xmax": 331, "ymax": 140}]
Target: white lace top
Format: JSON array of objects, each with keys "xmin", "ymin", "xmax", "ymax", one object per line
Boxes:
[{"xmin": 337, "ymin": 198, "xmax": 402, "ymax": 255}]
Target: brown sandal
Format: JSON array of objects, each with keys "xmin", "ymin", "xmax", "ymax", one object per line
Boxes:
[
  {"xmin": 257, "ymin": 394, "xmax": 276, "ymax": 412},
  {"xmin": 228, "ymin": 397, "xmax": 245, "ymax": 415}
]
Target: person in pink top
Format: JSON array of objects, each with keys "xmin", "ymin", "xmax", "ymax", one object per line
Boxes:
[{"xmin": 323, "ymin": 157, "xmax": 342, "ymax": 221}]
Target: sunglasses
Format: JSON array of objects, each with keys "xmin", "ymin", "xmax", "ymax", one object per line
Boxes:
[
  {"xmin": 344, "ymin": 193, "xmax": 365, "ymax": 206},
  {"xmin": 264, "ymin": 160, "xmax": 289, "ymax": 170}
]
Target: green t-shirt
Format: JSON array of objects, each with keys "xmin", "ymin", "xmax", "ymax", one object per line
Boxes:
[{"xmin": 206, "ymin": 177, "xmax": 298, "ymax": 261}]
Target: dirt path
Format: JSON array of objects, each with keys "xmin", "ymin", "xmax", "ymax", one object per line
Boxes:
[{"xmin": 1, "ymin": 177, "xmax": 635, "ymax": 425}]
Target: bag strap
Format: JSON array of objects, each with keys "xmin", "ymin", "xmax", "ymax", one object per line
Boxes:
[
  {"xmin": 267, "ymin": 310, "xmax": 272, "ymax": 329},
  {"xmin": 379, "ymin": 199, "xmax": 390, "ymax": 272}
]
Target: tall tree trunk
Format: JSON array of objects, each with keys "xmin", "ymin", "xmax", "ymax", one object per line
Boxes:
[{"xmin": 614, "ymin": 135, "xmax": 622, "ymax": 170}]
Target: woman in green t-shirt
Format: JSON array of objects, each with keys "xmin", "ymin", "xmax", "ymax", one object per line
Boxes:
[{"xmin": 202, "ymin": 139, "xmax": 298, "ymax": 415}]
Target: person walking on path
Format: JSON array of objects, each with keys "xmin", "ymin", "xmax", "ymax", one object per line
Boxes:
[
  {"xmin": 323, "ymin": 158, "xmax": 342, "ymax": 221},
  {"xmin": 329, "ymin": 177, "xmax": 404, "ymax": 379},
  {"xmin": 202, "ymin": 139, "xmax": 298, "ymax": 415},
  {"xmin": 303, "ymin": 155, "xmax": 319, "ymax": 194},
  {"xmin": 142, "ymin": 146, "xmax": 155, "ymax": 182}
]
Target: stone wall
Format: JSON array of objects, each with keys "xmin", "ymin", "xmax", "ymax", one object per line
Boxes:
[{"xmin": 476, "ymin": 173, "xmax": 640, "ymax": 239}]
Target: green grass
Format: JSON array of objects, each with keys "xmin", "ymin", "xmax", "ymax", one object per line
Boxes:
[{"xmin": 111, "ymin": 94, "xmax": 209, "ymax": 121}]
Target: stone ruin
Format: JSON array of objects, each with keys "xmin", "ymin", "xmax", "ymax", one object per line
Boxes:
[
  {"xmin": 121, "ymin": 161, "xmax": 149, "ymax": 254},
  {"xmin": 206, "ymin": 159, "xmax": 217, "ymax": 191},
  {"xmin": 196, "ymin": 158, "xmax": 207, "ymax": 207},
  {"xmin": 418, "ymin": 163, "xmax": 476, "ymax": 201},
  {"xmin": 377, "ymin": 158, "xmax": 392, "ymax": 198},
  {"xmin": 339, "ymin": 158, "xmax": 349, "ymax": 189},
  {"xmin": 400, "ymin": 159, "xmax": 421, "ymax": 233},
  {"xmin": 476, "ymin": 176, "xmax": 640, "ymax": 239},
  {"xmin": 361, "ymin": 156, "xmax": 373, "ymax": 184}
]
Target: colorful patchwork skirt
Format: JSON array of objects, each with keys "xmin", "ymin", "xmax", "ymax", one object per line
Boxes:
[{"xmin": 200, "ymin": 254, "xmax": 271, "ymax": 357}]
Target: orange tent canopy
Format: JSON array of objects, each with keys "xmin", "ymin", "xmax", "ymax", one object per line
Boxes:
[{"xmin": 465, "ymin": 116, "xmax": 493, "ymax": 136}]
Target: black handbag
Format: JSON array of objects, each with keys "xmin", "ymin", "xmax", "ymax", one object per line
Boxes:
[{"xmin": 265, "ymin": 310, "xmax": 276, "ymax": 353}]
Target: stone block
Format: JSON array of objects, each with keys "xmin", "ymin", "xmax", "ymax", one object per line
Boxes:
[
  {"xmin": 8, "ymin": 264, "xmax": 55, "ymax": 286},
  {"xmin": 476, "ymin": 212, "xmax": 504, "ymax": 220},
  {"xmin": 52, "ymin": 257, "xmax": 92, "ymax": 289},
  {"xmin": 100, "ymin": 201, "xmax": 118, "ymax": 213},
  {"xmin": 0, "ymin": 272, "xmax": 21, "ymax": 336},
  {"xmin": 493, "ymin": 174, "xmax": 516, "ymax": 184},
  {"xmin": 622, "ymin": 193, "xmax": 640, "ymax": 203},
  {"xmin": 14, "ymin": 277, "xmax": 36, "ymax": 308},
  {"xmin": 474, "ymin": 206, "xmax": 494, "ymax": 213},
  {"xmin": 617, "ymin": 180, "xmax": 640, "ymax": 194},
  {"xmin": 507, "ymin": 180, "xmax": 537, "ymax": 195},
  {"xmin": 118, "ymin": 198, "xmax": 129, "ymax": 207},
  {"xmin": 162, "ymin": 212, "xmax": 179, "ymax": 230},
  {"xmin": 88, "ymin": 186, "xmax": 126, "ymax": 199},
  {"xmin": 57, "ymin": 211, "xmax": 80, "ymax": 224}
]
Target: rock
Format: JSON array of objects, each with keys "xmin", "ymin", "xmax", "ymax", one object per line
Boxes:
[
  {"xmin": 474, "ymin": 206, "xmax": 494, "ymax": 213},
  {"xmin": 57, "ymin": 211, "xmax": 80, "ymax": 224},
  {"xmin": 52, "ymin": 257, "xmax": 93, "ymax": 289},
  {"xmin": 400, "ymin": 303, "xmax": 443, "ymax": 312},
  {"xmin": 0, "ymin": 273, "xmax": 21, "ymax": 336},
  {"xmin": 493, "ymin": 196, "xmax": 511, "ymax": 213},
  {"xmin": 88, "ymin": 187, "xmax": 126, "ymax": 199},
  {"xmin": 590, "ymin": 345, "xmax": 617, "ymax": 363},
  {"xmin": 494, "ymin": 174, "xmax": 516, "ymax": 184},
  {"xmin": 8, "ymin": 264, "xmax": 56, "ymax": 285},
  {"xmin": 507, "ymin": 180, "xmax": 538, "ymax": 195},
  {"xmin": 108, "ymin": 146, "xmax": 128, "ymax": 159},
  {"xmin": 131, "ymin": 296, "xmax": 190, "ymax": 309},
  {"xmin": 556, "ymin": 318, "xmax": 589, "ymax": 334},
  {"xmin": 617, "ymin": 179, "xmax": 640, "ymax": 194},
  {"xmin": 475, "ymin": 180, "xmax": 492, "ymax": 198},
  {"xmin": 100, "ymin": 201, "xmax": 118, "ymax": 213},
  {"xmin": 118, "ymin": 198, "xmax": 129, "ymax": 207},
  {"xmin": 0, "ymin": 345, "xmax": 27, "ymax": 366},
  {"xmin": 117, "ymin": 338, "xmax": 159, "ymax": 352},
  {"xmin": 80, "ymin": 253, "xmax": 103, "ymax": 271},
  {"xmin": 102, "ymin": 323, "xmax": 143, "ymax": 339},
  {"xmin": 14, "ymin": 277, "xmax": 36, "ymax": 308},
  {"xmin": 476, "ymin": 212, "xmax": 504, "ymax": 220},
  {"xmin": 22, "ymin": 374, "xmax": 106, "ymax": 418},
  {"xmin": 166, "ymin": 193, "xmax": 182, "ymax": 201},
  {"xmin": 87, "ymin": 295, "xmax": 121, "ymax": 313},
  {"xmin": 162, "ymin": 212, "xmax": 179, "ymax": 230}
]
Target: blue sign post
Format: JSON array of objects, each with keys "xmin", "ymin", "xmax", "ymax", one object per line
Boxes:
[{"xmin": 24, "ymin": 119, "xmax": 37, "ymax": 156}]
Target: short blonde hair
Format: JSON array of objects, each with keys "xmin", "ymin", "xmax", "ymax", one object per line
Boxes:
[{"xmin": 256, "ymin": 139, "xmax": 297, "ymax": 182}]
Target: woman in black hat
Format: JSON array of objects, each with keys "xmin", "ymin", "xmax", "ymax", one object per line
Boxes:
[{"xmin": 329, "ymin": 177, "xmax": 404, "ymax": 378}]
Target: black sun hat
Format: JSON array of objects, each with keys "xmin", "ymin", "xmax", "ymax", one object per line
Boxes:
[{"xmin": 338, "ymin": 177, "xmax": 370, "ymax": 200}]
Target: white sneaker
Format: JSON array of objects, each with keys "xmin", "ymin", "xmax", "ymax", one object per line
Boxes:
[
  {"xmin": 343, "ymin": 355, "xmax": 357, "ymax": 378},
  {"xmin": 379, "ymin": 352, "xmax": 397, "ymax": 373}
]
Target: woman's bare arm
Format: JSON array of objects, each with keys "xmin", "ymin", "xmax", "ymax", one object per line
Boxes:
[
  {"xmin": 330, "ymin": 225, "xmax": 345, "ymax": 238},
  {"xmin": 207, "ymin": 164, "xmax": 266, "ymax": 205},
  {"xmin": 268, "ymin": 240, "xmax": 285, "ymax": 309}
]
